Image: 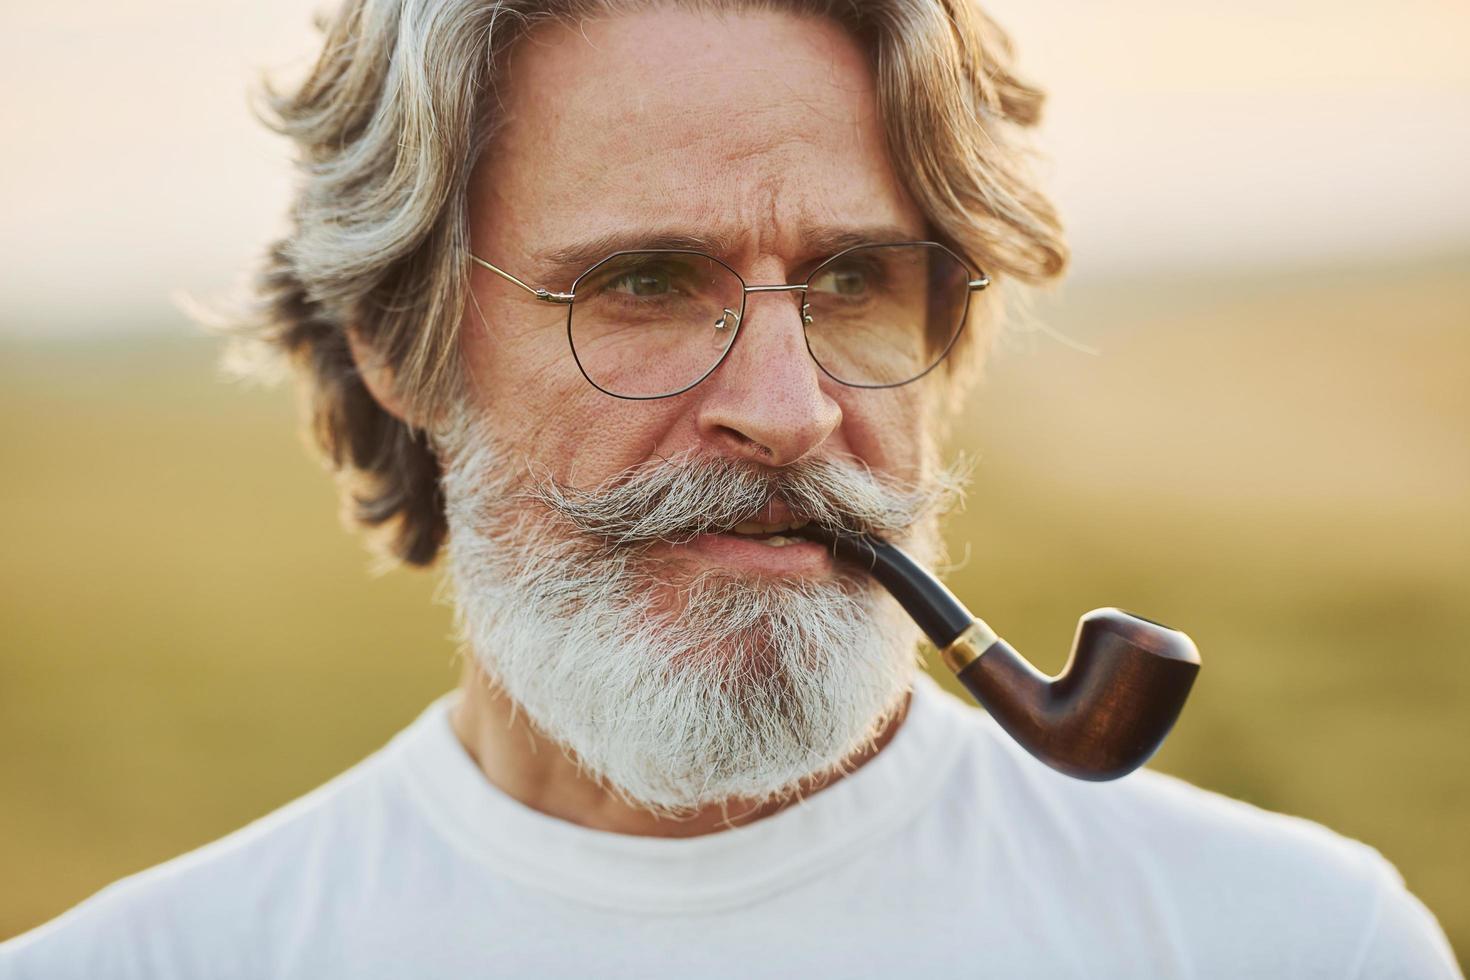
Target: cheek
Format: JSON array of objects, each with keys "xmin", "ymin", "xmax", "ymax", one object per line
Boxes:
[
  {"xmin": 516, "ymin": 392, "xmax": 709, "ymax": 492},
  {"xmin": 550, "ymin": 401, "xmax": 686, "ymax": 488},
  {"xmin": 460, "ymin": 307, "xmax": 583, "ymax": 437},
  {"xmin": 840, "ymin": 385, "xmax": 936, "ymax": 482},
  {"xmin": 461, "ymin": 321, "xmax": 687, "ymax": 486},
  {"xmin": 461, "ymin": 302, "xmax": 572, "ymax": 392}
]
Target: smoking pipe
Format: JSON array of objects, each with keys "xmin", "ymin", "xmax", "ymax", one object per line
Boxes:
[{"xmin": 791, "ymin": 525, "xmax": 1200, "ymax": 781}]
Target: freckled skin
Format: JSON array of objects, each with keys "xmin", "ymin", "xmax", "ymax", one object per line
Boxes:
[{"xmin": 462, "ymin": 8, "xmax": 940, "ymax": 507}]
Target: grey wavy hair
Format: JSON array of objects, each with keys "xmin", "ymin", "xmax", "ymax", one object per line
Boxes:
[{"xmin": 218, "ymin": 0, "xmax": 1068, "ymax": 568}]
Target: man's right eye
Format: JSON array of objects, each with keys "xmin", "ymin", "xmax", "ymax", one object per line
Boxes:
[{"xmin": 605, "ymin": 266, "xmax": 673, "ymax": 297}]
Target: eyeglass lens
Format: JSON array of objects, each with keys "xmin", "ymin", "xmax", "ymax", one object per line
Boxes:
[{"xmin": 567, "ymin": 243, "xmax": 970, "ymax": 399}]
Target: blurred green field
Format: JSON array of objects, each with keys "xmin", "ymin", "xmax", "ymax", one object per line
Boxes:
[{"xmin": 2, "ymin": 252, "xmax": 1467, "ymax": 966}]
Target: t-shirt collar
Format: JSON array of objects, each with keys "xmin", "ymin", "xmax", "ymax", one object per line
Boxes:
[{"xmin": 392, "ymin": 671, "xmax": 964, "ymax": 913}]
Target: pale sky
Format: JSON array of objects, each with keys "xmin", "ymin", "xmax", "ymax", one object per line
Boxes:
[{"xmin": 1, "ymin": 0, "xmax": 1467, "ymax": 336}]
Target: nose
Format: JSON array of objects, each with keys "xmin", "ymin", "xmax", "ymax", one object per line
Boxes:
[{"xmin": 694, "ymin": 287, "xmax": 843, "ymax": 465}]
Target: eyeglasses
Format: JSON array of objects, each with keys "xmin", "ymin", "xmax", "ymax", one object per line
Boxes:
[{"xmin": 468, "ymin": 241, "xmax": 990, "ymax": 400}]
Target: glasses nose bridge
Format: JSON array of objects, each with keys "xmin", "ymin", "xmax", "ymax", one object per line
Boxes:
[
  {"xmin": 727, "ymin": 280, "xmax": 813, "ymax": 334},
  {"xmin": 742, "ymin": 281, "xmax": 808, "ymax": 296}
]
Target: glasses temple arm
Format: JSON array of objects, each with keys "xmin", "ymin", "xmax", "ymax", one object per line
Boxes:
[{"xmin": 468, "ymin": 253, "xmax": 575, "ymax": 304}]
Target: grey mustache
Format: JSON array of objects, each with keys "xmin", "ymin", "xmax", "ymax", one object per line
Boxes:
[{"xmin": 523, "ymin": 453, "xmax": 966, "ymax": 548}]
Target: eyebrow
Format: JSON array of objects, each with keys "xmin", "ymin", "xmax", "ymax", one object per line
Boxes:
[{"xmin": 532, "ymin": 223, "xmax": 924, "ymax": 284}]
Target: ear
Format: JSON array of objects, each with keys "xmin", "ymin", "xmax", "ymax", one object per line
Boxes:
[{"xmin": 346, "ymin": 327, "xmax": 413, "ymax": 425}]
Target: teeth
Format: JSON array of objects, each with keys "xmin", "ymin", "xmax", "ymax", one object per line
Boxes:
[
  {"xmin": 760, "ymin": 535, "xmax": 794, "ymax": 548},
  {"xmin": 730, "ymin": 519, "xmax": 809, "ymax": 536}
]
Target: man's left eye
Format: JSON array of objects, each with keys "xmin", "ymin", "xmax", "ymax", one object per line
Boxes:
[{"xmin": 810, "ymin": 265, "xmax": 868, "ymax": 296}]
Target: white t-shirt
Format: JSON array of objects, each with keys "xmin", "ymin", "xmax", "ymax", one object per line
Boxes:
[{"xmin": 2, "ymin": 674, "xmax": 1459, "ymax": 979}]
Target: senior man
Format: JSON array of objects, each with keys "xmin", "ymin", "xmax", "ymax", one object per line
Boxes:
[{"xmin": 2, "ymin": 1, "xmax": 1460, "ymax": 977}]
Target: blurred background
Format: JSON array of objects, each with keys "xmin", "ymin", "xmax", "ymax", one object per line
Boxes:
[{"xmin": 1, "ymin": 0, "xmax": 1466, "ymax": 964}]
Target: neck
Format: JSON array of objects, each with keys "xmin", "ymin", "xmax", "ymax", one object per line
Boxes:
[{"xmin": 448, "ymin": 659, "xmax": 912, "ymax": 838}]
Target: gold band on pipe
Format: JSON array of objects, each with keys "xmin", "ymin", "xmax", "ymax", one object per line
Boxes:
[{"xmin": 940, "ymin": 619, "xmax": 1000, "ymax": 674}]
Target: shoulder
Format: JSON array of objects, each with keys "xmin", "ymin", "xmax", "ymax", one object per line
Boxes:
[
  {"xmin": 1098, "ymin": 768, "xmax": 1460, "ymax": 976},
  {"xmin": 0, "ymin": 704, "xmax": 439, "ymax": 980},
  {"xmin": 919, "ymin": 679, "xmax": 1460, "ymax": 977},
  {"xmin": 926, "ymin": 673, "xmax": 1380, "ymax": 881}
]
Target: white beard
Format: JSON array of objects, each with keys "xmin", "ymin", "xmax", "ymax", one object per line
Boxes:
[{"xmin": 436, "ymin": 419, "xmax": 943, "ymax": 815}]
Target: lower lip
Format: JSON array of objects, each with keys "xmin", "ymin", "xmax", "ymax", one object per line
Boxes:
[{"xmin": 671, "ymin": 532, "xmax": 833, "ymax": 575}]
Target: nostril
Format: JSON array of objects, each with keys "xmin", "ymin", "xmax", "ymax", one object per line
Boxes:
[{"xmin": 712, "ymin": 428, "xmax": 774, "ymax": 461}]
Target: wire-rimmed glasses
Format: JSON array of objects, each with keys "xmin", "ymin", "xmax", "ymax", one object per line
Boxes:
[{"xmin": 469, "ymin": 241, "xmax": 990, "ymax": 400}]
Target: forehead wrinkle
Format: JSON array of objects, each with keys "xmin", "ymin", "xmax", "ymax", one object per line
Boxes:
[
  {"xmin": 531, "ymin": 217, "xmax": 929, "ymax": 286},
  {"xmin": 596, "ymin": 99, "xmax": 814, "ymax": 180},
  {"xmin": 490, "ymin": 11, "xmax": 924, "ymax": 277}
]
